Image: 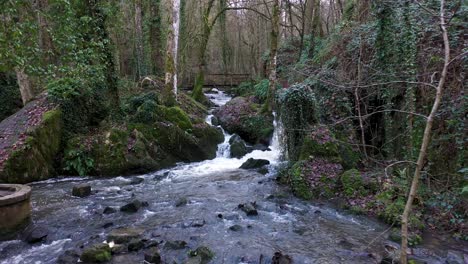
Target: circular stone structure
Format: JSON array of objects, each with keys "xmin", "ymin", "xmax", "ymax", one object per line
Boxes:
[{"xmin": 0, "ymin": 184, "xmax": 31, "ymax": 238}]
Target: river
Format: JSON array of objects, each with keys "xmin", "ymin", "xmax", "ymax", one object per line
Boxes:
[{"xmin": 0, "ymin": 90, "xmax": 465, "ymax": 264}]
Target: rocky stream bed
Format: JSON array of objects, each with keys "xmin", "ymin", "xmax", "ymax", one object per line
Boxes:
[{"xmin": 0, "ymin": 90, "xmax": 466, "ymax": 264}]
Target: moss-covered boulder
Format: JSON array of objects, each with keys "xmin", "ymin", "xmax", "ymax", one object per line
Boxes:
[
  {"xmin": 287, "ymin": 158, "xmax": 343, "ymax": 200},
  {"xmin": 80, "ymin": 243, "xmax": 111, "ymax": 263},
  {"xmin": 0, "ymin": 109, "xmax": 62, "ymax": 183},
  {"xmin": 213, "ymin": 96, "xmax": 273, "ymax": 144},
  {"xmin": 63, "ymin": 120, "xmax": 223, "ymax": 176}
]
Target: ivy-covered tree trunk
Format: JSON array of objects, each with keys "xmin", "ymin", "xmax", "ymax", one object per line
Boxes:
[
  {"xmin": 191, "ymin": 0, "xmax": 217, "ymax": 104},
  {"xmin": 265, "ymin": 0, "xmax": 280, "ymax": 112},
  {"xmin": 163, "ymin": 0, "xmax": 180, "ymax": 106},
  {"xmin": 34, "ymin": 0, "xmax": 55, "ymax": 65},
  {"xmin": 149, "ymin": 0, "xmax": 163, "ymax": 75},
  {"xmin": 134, "ymin": 0, "xmax": 144, "ymax": 78}
]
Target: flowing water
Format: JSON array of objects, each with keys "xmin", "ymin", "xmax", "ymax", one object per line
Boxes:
[{"xmin": 0, "ymin": 90, "xmax": 465, "ymax": 264}]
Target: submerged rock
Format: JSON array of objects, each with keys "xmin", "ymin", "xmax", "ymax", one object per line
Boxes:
[
  {"xmin": 239, "ymin": 158, "xmax": 270, "ymax": 169},
  {"xmin": 272, "ymin": 252, "xmax": 292, "ymax": 264},
  {"xmin": 120, "ymin": 200, "xmax": 142, "ymax": 213},
  {"xmin": 57, "ymin": 250, "xmax": 80, "ymax": 264},
  {"xmin": 164, "ymin": 240, "xmax": 187, "ymax": 250},
  {"xmin": 80, "ymin": 243, "xmax": 111, "ymax": 263},
  {"xmin": 72, "ymin": 184, "xmax": 91, "ymax": 198},
  {"xmin": 229, "ymin": 225, "xmax": 243, "ymax": 232},
  {"xmin": 103, "ymin": 207, "xmax": 117, "ymax": 215},
  {"xmin": 144, "ymin": 247, "xmax": 161, "ymax": 264},
  {"xmin": 24, "ymin": 226, "xmax": 48, "ymax": 244},
  {"xmin": 128, "ymin": 177, "xmax": 144, "ymax": 185},
  {"xmin": 183, "ymin": 219, "xmax": 205, "ymax": 228},
  {"xmin": 107, "ymin": 228, "xmax": 143, "ymax": 244},
  {"xmin": 187, "ymin": 246, "xmax": 214, "ymax": 264},
  {"xmin": 175, "ymin": 197, "xmax": 188, "ymax": 207},
  {"xmin": 127, "ymin": 238, "xmax": 144, "ymax": 251},
  {"xmin": 238, "ymin": 202, "xmax": 258, "ymax": 216}
]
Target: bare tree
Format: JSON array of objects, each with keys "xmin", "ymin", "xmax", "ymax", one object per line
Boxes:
[{"xmin": 400, "ymin": 0, "xmax": 450, "ymax": 262}]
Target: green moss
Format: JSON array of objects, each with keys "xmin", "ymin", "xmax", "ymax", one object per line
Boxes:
[
  {"xmin": 192, "ymin": 72, "xmax": 208, "ymax": 104},
  {"xmin": 81, "ymin": 244, "xmax": 112, "ymax": 263},
  {"xmin": 162, "ymin": 106, "xmax": 192, "ymax": 130},
  {"xmin": 338, "ymin": 143, "xmax": 360, "ymax": 169},
  {"xmin": 289, "ymin": 162, "xmax": 313, "ymax": 200},
  {"xmin": 299, "ymin": 137, "xmax": 340, "ymax": 161},
  {"xmin": 1, "ymin": 109, "xmax": 62, "ymax": 183}
]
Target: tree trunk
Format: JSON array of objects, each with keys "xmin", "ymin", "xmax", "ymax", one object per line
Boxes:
[
  {"xmin": 15, "ymin": 67, "xmax": 34, "ymax": 104},
  {"xmin": 400, "ymin": 1, "xmax": 450, "ymax": 263},
  {"xmin": 265, "ymin": 0, "xmax": 280, "ymax": 112},
  {"xmin": 164, "ymin": 0, "xmax": 180, "ymax": 106},
  {"xmin": 149, "ymin": 0, "xmax": 163, "ymax": 75},
  {"xmin": 134, "ymin": 0, "xmax": 144, "ymax": 77}
]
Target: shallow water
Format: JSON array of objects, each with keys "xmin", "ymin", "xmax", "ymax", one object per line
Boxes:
[{"xmin": 0, "ymin": 90, "xmax": 465, "ymax": 264}]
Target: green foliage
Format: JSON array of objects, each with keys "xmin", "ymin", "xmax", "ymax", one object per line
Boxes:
[
  {"xmin": 232, "ymin": 81, "xmax": 254, "ymax": 97},
  {"xmin": 253, "ymin": 79, "xmax": 269, "ymax": 101},
  {"xmin": 64, "ymin": 148, "xmax": 95, "ymax": 176},
  {"xmin": 340, "ymin": 169, "xmax": 367, "ymax": 197},
  {"xmin": 289, "ymin": 161, "xmax": 313, "ymax": 200}
]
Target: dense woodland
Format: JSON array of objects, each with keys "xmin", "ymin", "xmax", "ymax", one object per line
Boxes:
[{"xmin": 0, "ymin": 0, "xmax": 466, "ymax": 263}]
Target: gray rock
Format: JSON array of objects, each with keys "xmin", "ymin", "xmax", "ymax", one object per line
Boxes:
[
  {"xmin": 183, "ymin": 219, "xmax": 205, "ymax": 228},
  {"xmin": 229, "ymin": 134, "xmax": 248, "ymax": 158},
  {"xmin": 272, "ymin": 252, "xmax": 292, "ymax": 264},
  {"xmin": 72, "ymin": 184, "xmax": 91, "ymax": 198},
  {"xmin": 144, "ymin": 247, "xmax": 161, "ymax": 263},
  {"xmin": 239, "ymin": 158, "xmax": 270, "ymax": 169},
  {"xmin": 129, "ymin": 177, "xmax": 144, "ymax": 185},
  {"xmin": 211, "ymin": 116, "xmax": 219, "ymax": 126},
  {"xmin": 127, "ymin": 238, "xmax": 144, "ymax": 251},
  {"xmin": 175, "ymin": 197, "xmax": 188, "ymax": 207},
  {"xmin": 187, "ymin": 246, "xmax": 214, "ymax": 264},
  {"xmin": 24, "ymin": 226, "xmax": 48, "ymax": 244},
  {"xmin": 57, "ymin": 250, "xmax": 79, "ymax": 264},
  {"xmin": 238, "ymin": 202, "xmax": 258, "ymax": 216},
  {"xmin": 120, "ymin": 200, "xmax": 142, "ymax": 213},
  {"xmin": 107, "ymin": 228, "xmax": 143, "ymax": 244},
  {"xmin": 103, "ymin": 207, "xmax": 117, "ymax": 214},
  {"xmin": 229, "ymin": 225, "xmax": 243, "ymax": 232}
]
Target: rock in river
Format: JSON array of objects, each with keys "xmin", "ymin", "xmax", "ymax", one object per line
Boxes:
[
  {"xmin": 24, "ymin": 226, "xmax": 48, "ymax": 244},
  {"xmin": 72, "ymin": 184, "xmax": 91, "ymax": 198},
  {"xmin": 238, "ymin": 202, "xmax": 258, "ymax": 216},
  {"xmin": 120, "ymin": 200, "xmax": 142, "ymax": 213},
  {"xmin": 80, "ymin": 243, "xmax": 111, "ymax": 263},
  {"xmin": 239, "ymin": 158, "xmax": 270, "ymax": 169},
  {"xmin": 229, "ymin": 134, "xmax": 249, "ymax": 158},
  {"xmin": 107, "ymin": 227, "xmax": 143, "ymax": 244},
  {"xmin": 144, "ymin": 247, "xmax": 162, "ymax": 264}
]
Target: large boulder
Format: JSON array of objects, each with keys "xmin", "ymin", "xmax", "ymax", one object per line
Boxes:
[
  {"xmin": 213, "ymin": 96, "xmax": 273, "ymax": 145},
  {"xmin": 229, "ymin": 134, "xmax": 248, "ymax": 158},
  {"xmin": 0, "ymin": 103, "xmax": 62, "ymax": 183},
  {"xmin": 63, "ymin": 119, "xmax": 223, "ymax": 177}
]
